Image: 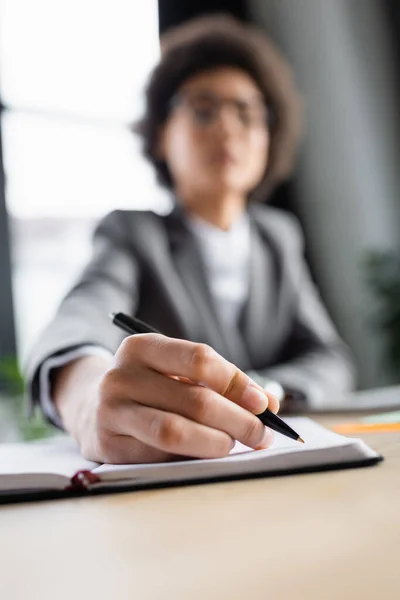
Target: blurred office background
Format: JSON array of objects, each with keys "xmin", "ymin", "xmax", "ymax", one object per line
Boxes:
[{"xmin": 1, "ymin": 0, "xmax": 400, "ymax": 430}]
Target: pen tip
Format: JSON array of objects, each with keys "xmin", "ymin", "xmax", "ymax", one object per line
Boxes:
[
  {"xmin": 108, "ymin": 312, "xmax": 116, "ymax": 321},
  {"xmin": 298, "ymin": 437, "xmax": 305, "ymax": 444}
]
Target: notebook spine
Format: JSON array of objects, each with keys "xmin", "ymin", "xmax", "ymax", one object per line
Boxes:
[{"xmin": 67, "ymin": 470, "xmax": 101, "ymax": 491}]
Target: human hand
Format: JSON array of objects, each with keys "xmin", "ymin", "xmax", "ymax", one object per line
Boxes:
[{"xmin": 66, "ymin": 335, "xmax": 279, "ymax": 464}]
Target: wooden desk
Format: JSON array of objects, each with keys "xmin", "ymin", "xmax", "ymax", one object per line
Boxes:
[{"xmin": 1, "ymin": 414, "xmax": 399, "ymax": 600}]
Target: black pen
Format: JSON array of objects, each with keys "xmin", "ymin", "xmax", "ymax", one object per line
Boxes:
[{"xmin": 109, "ymin": 312, "xmax": 304, "ymax": 444}]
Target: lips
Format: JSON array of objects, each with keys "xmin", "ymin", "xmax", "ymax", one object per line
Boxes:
[{"xmin": 211, "ymin": 148, "xmax": 238, "ymax": 165}]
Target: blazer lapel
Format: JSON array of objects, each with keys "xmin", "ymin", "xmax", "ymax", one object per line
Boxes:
[
  {"xmin": 165, "ymin": 207, "xmax": 251, "ymax": 368},
  {"xmin": 239, "ymin": 214, "xmax": 280, "ymax": 368},
  {"xmin": 129, "ymin": 208, "xmax": 201, "ymax": 343}
]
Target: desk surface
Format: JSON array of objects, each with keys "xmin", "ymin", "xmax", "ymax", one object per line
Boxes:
[{"xmin": 1, "ymin": 413, "xmax": 399, "ymax": 600}]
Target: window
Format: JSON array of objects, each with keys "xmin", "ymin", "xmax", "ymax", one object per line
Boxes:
[{"xmin": 0, "ymin": 0, "xmax": 169, "ymax": 357}]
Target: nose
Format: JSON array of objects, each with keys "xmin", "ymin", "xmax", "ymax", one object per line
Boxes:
[{"xmin": 213, "ymin": 105, "xmax": 242, "ymax": 138}]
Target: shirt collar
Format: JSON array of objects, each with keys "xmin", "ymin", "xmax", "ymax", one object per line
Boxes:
[{"xmin": 185, "ymin": 210, "xmax": 250, "ymax": 242}]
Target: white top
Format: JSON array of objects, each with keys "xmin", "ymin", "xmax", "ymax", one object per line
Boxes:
[
  {"xmin": 185, "ymin": 212, "xmax": 251, "ymax": 329},
  {"xmin": 38, "ymin": 211, "xmax": 284, "ymax": 427}
]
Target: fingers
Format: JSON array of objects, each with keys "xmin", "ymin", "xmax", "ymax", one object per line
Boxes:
[
  {"xmin": 117, "ymin": 334, "xmax": 279, "ymax": 415},
  {"xmin": 93, "ymin": 431, "xmax": 175, "ymax": 465},
  {"xmin": 104, "ymin": 367, "xmax": 271, "ymax": 450},
  {"xmin": 122, "ymin": 403, "xmax": 237, "ymax": 458},
  {"xmin": 94, "ymin": 334, "xmax": 280, "ymax": 463}
]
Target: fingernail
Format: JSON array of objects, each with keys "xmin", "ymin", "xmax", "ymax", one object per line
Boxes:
[
  {"xmin": 256, "ymin": 427, "xmax": 275, "ymax": 450},
  {"xmin": 241, "ymin": 384, "xmax": 269, "ymax": 414}
]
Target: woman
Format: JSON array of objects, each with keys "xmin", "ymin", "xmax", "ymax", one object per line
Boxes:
[{"xmin": 26, "ymin": 15, "xmax": 355, "ymax": 463}]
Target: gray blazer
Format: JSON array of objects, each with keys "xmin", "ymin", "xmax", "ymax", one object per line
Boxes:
[{"xmin": 26, "ymin": 204, "xmax": 355, "ymax": 412}]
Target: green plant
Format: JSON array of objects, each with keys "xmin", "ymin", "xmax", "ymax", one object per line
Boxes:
[
  {"xmin": 0, "ymin": 356, "xmax": 57, "ymax": 441},
  {"xmin": 364, "ymin": 250, "xmax": 400, "ymax": 376},
  {"xmin": 0, "ymin": 356, "xmax": 25, "ymax": 395}
]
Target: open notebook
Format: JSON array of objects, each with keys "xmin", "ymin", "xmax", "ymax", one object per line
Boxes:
[{"xmin": 0, "ymin": 418, "xmax": 382, "ymax": 503}]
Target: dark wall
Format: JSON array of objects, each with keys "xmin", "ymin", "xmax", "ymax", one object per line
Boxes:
[
  {"xmin": 158, "ymin": 0, "xmax": 249, "ymax": 33},
  {"xmin": 384, "ymin": 1, "xmax": 400, "ymax": 94}
]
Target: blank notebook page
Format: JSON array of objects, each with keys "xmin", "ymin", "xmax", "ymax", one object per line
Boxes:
[
  {"xmin": 93, "ymin": 417, "xmax": 378, "ymax": 484},
  {"xmin": 231, "ymin": 417, "xmax": 354, "ymax": 455},
  {"xmin": 0, "ymin": 438, "xmax": 98, "ymax": 491}
]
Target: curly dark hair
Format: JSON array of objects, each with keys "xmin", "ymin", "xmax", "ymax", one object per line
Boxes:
[{"xmin": 134, "ymin": 14, "xmax": 304, "ymax": 201}]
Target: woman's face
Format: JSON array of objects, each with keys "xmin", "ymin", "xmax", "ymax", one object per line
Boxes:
[{"xmin": 158, "ymin": 67, "xmax": 270, "ymax": 205}]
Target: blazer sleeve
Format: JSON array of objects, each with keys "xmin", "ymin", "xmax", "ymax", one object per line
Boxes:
[
  {"xmin": 24, "ymin": 210, "xmax": 140, "ymax": 415},
  {"xmin": 252, "ymin": 211, "xmax": 356, "ymax": 409}
]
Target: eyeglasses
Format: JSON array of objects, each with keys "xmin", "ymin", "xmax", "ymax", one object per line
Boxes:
[{"xmin": 169, "ymin": 91, "xmax": 273, "ymax": 130}]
